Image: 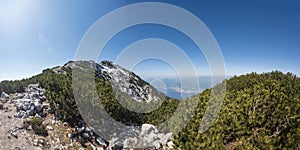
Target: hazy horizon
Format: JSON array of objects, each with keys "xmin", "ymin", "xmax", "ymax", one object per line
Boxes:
[{"xmin": 1, "ymin": 0, "xmax": 300, "ymax": 81}]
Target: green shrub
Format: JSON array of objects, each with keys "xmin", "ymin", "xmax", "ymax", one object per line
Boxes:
[{"xmin": 28, "ymin": 117, "xmax": 48, "ymax": 136}]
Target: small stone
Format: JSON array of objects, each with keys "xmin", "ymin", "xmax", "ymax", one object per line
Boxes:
[
  {"xmin": 39, "ymin": 139, "xmax": 45, "ymax": 145},
  {"xmin": 85, "ymin": 127, "xmax": 92, "ymax": 132},
  {"xmin": 33, "ymin": 139, "xmax": 38, "ymax": 146},
  {"xmin": 72, "ymin": 136, "xmax": 78, "ymax": 142},
  {"xmin": 67, "ymin": 133, "xmax": 74, "ymax": 138},
  {"xmin": 14, "ymin": 111, "xmax": 26, "ymax": 118},
  {"xmin": 16, "ymin": 122, "xmax": 25, "ymax": 129},
  {"xmin": 51, "ymin": 120, "xmax": 56, "ymax": 125},
  {"xmin": 27, "ymin": 125, "xmax": 32, "ymax": 130},
  {"xmin": 46, "ymin": 125, "xmax": 53, "ymax": 130},
  {"xmin": 96, "ymin": 137, "xmax": 108, "ymax": 147},
  {"xmin": 77, "ymin": 127, "xmax": 83, "ymax": 134},
  {"xmin": 81, "ymin": 132, "xmax": 89, "ymax": 140},
  {"xmin": 11, "ymin": 131, "xmax": 17, "ymax": 138},
  {"xmin": 26, "ymin": 105, "xmax": 36, "ymax": 116}
]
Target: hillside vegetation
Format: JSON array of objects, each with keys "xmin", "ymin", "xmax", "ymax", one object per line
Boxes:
[
  {"xmin": 1, "ymin": 68, "xmax": 299, "ymax": 149},
  {"xmin": 173, "ymin": 71, "xmax": 300, "ymax": 149}
]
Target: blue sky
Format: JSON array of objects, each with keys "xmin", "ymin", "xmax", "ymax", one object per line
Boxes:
[{"xmin": 0, "ymin": 0, "xmax": 299, "ymax": 81}]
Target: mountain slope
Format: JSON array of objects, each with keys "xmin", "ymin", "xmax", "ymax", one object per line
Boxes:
[
  {"xmin": 173, "ymin": 71, "xmax": 300, "ymax": 149},
  {"xmin": 53, "ymin": 60, "xmax": 165, "ymax": 103},
  {"xmin": 0, "ymin": 62, "xmax": 299, "ymax": 149}
]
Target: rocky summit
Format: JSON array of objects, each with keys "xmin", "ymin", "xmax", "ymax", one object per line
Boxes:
[{"xmin": 53, "ymin": 60, "xmax": 164, "ymax": 103}]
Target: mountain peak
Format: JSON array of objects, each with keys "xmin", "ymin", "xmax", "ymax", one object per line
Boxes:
[{"xmin": 52, "ymin": 60, "xmax": 164, "ymax": 103}]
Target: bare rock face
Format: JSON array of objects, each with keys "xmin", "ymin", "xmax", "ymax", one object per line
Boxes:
[
  {"xmin": 57, "ymin": 60, "xmax": 165, "ymax": 103},
  {"xmin": 123, "ymin": 124, "xmax": 173, "ymax": 149}
]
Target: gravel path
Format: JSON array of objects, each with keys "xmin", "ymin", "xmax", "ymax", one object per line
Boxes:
[{"xmin": 0, "ymin": 102, "xmax": 41, "ymax": 150}]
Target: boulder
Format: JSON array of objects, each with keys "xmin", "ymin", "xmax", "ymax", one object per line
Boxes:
[
  {"xmin": 34, "ymin": 103, "xmax": 43, "ymax": 112},
  {"xmin": 81, "ymin": 132, "xmax": 90, "ymax": 140},
  {"xmin": 108, "ymin": 137, "xmax": 123, "ymax": 149},
  {"xmin": 37, "ymin": 111, "xmax": 46, "ymax": 117},
  {"xmin": 33, "ymin": 139, "xmax": 38, "ymax": 146},
  {"xmin": 22, "ymin": 103, "xmax": 31, "ymax": 111},
  {"xmin": 140, "ymin": 124, "xmax": 158, "ymax": 136},
  {"xmin": 1, "ymin": 92, "xmax": 9, "ymax": 99},
  {"xmin": 26, "ymin": 105, "xmax": 36, "ymax": 116},
  {"xmin": 29, "ymin": 92, "xmax": 39, "ymax": 100},
  {"xmin": 14, "ymin": 111, "xmax": 26, "ymax": 118},
  {"xmin": 72, "ymin": 136, "xmax": 78, "ymax": 142},
  {"xmin": 123, "ymin": 124, "xmax": 173, "ymax": 149},
  {"xmin": 46, "ymin": 125, "xmax": 53, "ymax": 130},
  {"xmin": 161, "ymin": 132, "xmax": 172, "ymax": 144}
]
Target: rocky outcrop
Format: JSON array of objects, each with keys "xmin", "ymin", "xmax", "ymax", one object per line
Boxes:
[
  {"xmin": 123, "ymin": 124, "xmax": 173, "ymax": 149},
  {"xmin": 13, "ymin": 84, "xmax": 48, "ymax": 118},
  {"xmin": 1, "ymin": 79, "xmax": 174, "ymax": 149},
  {"xmin": 56, "ymin": 60, "xmax": 165, "ymax": 103}
]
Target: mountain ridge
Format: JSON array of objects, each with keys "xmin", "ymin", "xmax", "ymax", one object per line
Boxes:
[
  {"xmin": 0, "ymin": 61, "xmax": 299, "ymax": 149},
  {"xmin": 52, "ymin": 60, "xmax": 165, "ymax": 103}
]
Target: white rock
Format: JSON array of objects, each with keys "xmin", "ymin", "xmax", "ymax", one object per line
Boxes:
[
  {"xmin": 140, "ymin": 124, "xmax": 158, "ymax": 136},
  {"xmin": 33, "ymin": 139, "xmax": 38, "ymax": 146},
  {"xmin": 167, "ymin": 141, "xmax": 174, "ymax": 149},
  {"xmin": 34, "ymin": 103, "xmax": 43, "ymax": 112},
  {"xmin": 67, "ymin": 133, "xmax": 74, "ymax": 138},
  {"xmin": 46, "ymin": 125, "xmax": 53, "ymax": 130},
  {"xmin": 11, "ymin": 131, "xmax": 18, "ymax": 138},
  {"xmin": 123, "ymin": 124, "xmax": 173, "ymax": 149},
  {"xmin": 96, "ymin": 137, "xmax": 108, "ymax": 147},
  {"xmin": 1, "ymin": 92, "xmax": 9, "ymax": 99}
]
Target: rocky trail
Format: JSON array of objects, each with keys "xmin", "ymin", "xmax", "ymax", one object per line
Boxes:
[{"xmin": 0, "ymin": 84, "xmax": 174, "ymax": 150}]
